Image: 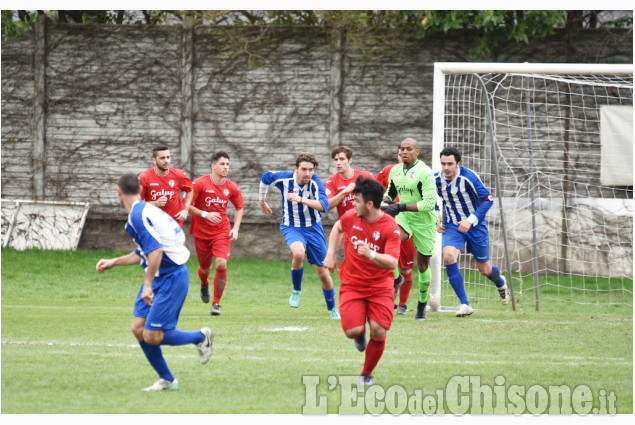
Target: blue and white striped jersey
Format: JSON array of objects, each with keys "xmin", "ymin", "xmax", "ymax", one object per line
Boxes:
[
  {"xmin": 125, "ymin": 199, "xmax": 190, "ymax": 275},
  {"xmin": 434, "ymin": 167, "xmax": 494, "ymax": 227},
  {"xmin": 261, "ymin": 171, "xmax": 330, "ymax": 228}
]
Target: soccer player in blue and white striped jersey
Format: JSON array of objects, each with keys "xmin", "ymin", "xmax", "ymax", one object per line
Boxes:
[
  {"xmin": 259, "ymin": 153, "xmax": 340, "ymax": 319},
  {"xmin": 434, "ymin": 147, "xmax": 510, "ymax": 317}
]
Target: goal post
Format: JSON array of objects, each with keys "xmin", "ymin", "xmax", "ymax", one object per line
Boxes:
[{"xmin": 429, "ymin": 62, "xmax": 633, "ymax": 312}]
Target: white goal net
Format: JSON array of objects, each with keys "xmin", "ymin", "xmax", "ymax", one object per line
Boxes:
[
  {"xmin": 1, "ymin": 200, "xmax": 90, "ymax": 250},
  {"xmin": 430, "ymin": 63, "xmax": 633, "ymax": 311}
]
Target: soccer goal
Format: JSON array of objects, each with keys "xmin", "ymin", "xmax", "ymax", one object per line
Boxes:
[
  {"xmin": 1, "ymin": 199, "xmax": 90, "ymax": 250},
  {"xmin": 428, "ymin": 63, "xmax": 633, "ymax": 312}
]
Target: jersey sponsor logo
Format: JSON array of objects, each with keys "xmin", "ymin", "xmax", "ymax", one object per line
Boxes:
[
  {"xmin": 149, "ymin": 182, "xmax": 160, "ymax": 186},
  {"xmin": 395, "ymin": 184, "xmax": 416, "ymax": 197},
  {"xmin": 205, "ymin": 189, "xmax": 215, "ymax": 193},
  {"xmin": 372, "ymin": 231, "xmax": 380, "ymax": 241},
  {"xmin": 353, "ymin": 225, "xmax": 363, "ymax": 231},
  {"xmin": 341, "ymin": 193, "xmax": 355, "ymax": 207},
  {"xmin": 350, "ymin": 235, "xmax": 380, "ymax": 253},
  {"xmin": 168, "ymin": 180, "xmax": 175, "ymax": 188},
  {"xmin": 205, "ymin": 196, "xmax": 228, "ymax": 207},
  {"xmin": 150, "ymin": 189, "xmax": 176, "ymax": 200}
]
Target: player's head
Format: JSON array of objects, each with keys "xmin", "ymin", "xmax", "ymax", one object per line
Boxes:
[
  {"xmin": 152, "ymin": 145, "xmax": 171, "ymax": 172},
  {"xmin": 211, "ymin": 151, "xmax": 230, "ymax": 177},
  {"xmin": 352, "ymin": 175, "xmax": 384, "ymax": 217},
  {"xmin": 439, "ymin": 146, "xmax": 461, "ymax": 180},
  {"xmin": 399, "ymin": 138, "xmax": 419, "ymax": 166},
  {"xmin": 295, "ymin": 153, "xmax": 319, "ymax": 184},
  {"xmin": 118, "ymin": 173, "xmax": 140, "ymax": 196},
  {"xmin": 331, "ymin": 146, "xmax": 353, "ymax": 175}
]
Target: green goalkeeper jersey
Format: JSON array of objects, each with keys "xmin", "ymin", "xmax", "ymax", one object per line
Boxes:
[{"xmin": 386, "ymin": 160, "xmax": 437, "ymax": 226}]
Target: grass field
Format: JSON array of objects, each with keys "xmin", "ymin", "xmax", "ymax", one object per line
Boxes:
[{"xmin": 1, "ymin": 248, "xmax": 632, "ymax": 414}]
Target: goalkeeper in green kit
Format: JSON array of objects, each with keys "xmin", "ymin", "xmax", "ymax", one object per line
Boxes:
[{"xmin": 382, "ymin": 138, "xmax": 437, "ymax": 321}]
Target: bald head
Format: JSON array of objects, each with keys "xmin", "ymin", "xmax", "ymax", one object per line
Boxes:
[{"xmin": 399, "ymin": 138, "xmax": 420, "ymax": 167}]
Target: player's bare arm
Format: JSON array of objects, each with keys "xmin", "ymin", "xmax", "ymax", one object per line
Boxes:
[
  {"xmin": 324, "ymin": 220, "xmax": 343, "ymax": 273},
  {"xmin": 259, "ymin": 199, "xmax": 272, "ymax": 215},
  {"xmin": 287, "ymin": 193, "xmax": 325, "ymax": 212},
  {"xmin": 96, "ymin": 251, "xmax": 142, "ymax": 272},
  {"xmin": 142, "ymin": 248, "xmax": 163, "ymax": 306},
  {"xmin": 356, "ymin": 241, "xmax": 398, "ymax": 270},
  {"xmin": 229, "ymin": 208, "xmax": 244, "ymax": 241},
  {"xmin": 327, "ymin": 182, "xmax": 356, "ymax": 209},
  {"xmin": 174, "ymin": 191, "xmax": 193, "ymax": 221}
]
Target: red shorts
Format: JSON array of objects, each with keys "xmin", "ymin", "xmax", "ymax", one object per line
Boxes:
[
  {"xmin": 339, "ymin": 285, "xmax": 394, "ymax": 332},
  {"xmin": 399, "ymin": 237, "xmax": 416, "ymax": 270},
  {"xmin": 194, "ymin": 235, "xmax": 231, "ymax": 269}
]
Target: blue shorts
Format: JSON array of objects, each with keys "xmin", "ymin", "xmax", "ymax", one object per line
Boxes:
[
  {"xmin": 280, "ymin": 224, "xmax": 328, "ymax": 267},
  {"xmin": 133, "ymin": 264, "xmax": 189, "ymax": 331},
  {"xmin": 442, "ymin": 222, "xmax": 490, "ymax": 263}
]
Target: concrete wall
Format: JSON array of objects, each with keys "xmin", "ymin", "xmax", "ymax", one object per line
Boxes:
[{"xmin": 1, "ymin": 20, "xmax": 632, "ymax": 261}]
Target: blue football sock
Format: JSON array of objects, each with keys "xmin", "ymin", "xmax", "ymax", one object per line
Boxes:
[
  {"xmin": 162, "ymin": 329, "xmax": 205, "ymax": 346},
  {"xmin": 139, "ymin": 340, "xmax": 174, "ymax": 382},
  {"xmin": 488, "ymin": 265, "xmax": 503, "ymax": 288},
  {"xmin": 291, "ymin": 267, "xmax": 303, "ymax": 292},
  {"xmin": 446, "ymin": 263, "xmax": 469, "ymax": 305},
  {"xmin": 322, "ymin": 287, "xmax": 335, "ymax": 311}
]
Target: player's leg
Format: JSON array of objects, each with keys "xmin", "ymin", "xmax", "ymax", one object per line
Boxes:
[
  {"xmin": 361, "ymin": 288, "xmax": 393, "ymax": 385},
  {"xmin": 397, "ymin": 237, "xmax": 416, "ymax": 314},
  {"xmin": 209, "ymin": 234, "xmax": 231, "ymax": 315},
  {"xmin": 415, "ymin": 253, "xmax": 432, "ymax": 320},
  {"xmin": 441, "ymin": 224, "xmax": 473, "ymax": 316},
  {"xmin": 194, "ymin": 237, "xmax": 213, "ymax": 303},
  {"xmin": 281, "ymin": 226, "xmax": 307, "ymax": 307},
  {"xmin": 467, "ymin": 227, "xmax": 510, "ymax": 305},
  {"xmin": 340, "ymin": 288, "xmax": 368, "ymax": 352},
  {"xmin": 140, "ymin": 267, "xmax": 212, "ymax": 391},
  {"xmin": 408, "ymin": 220, "xmax": 436, "ymax": 321},
  {"xmin": 305, "ymin": 224, "xmax": 339, "ymax": 318}
]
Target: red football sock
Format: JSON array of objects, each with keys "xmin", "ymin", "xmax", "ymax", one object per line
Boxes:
[
  {"xmin": 198, "ymin": 266, "xmax": 210, "ymax": 287},
  {"xmin": 213, "ymin": 267, "xmax": 227, "ymax": 304},
  {"xmin": 399, "ymin": 272, "xmax": 413, "ymax": 305},
  {"xmin": 361, "ymin": 336, "xmax": 386, "ymax": 376}
]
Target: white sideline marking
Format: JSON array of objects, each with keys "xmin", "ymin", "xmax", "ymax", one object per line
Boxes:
[{"xmin": 261, "ymin": 326, "xmax": 310, "ymax": 332}]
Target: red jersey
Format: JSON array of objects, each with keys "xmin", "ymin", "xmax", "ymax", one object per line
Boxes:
[
  {"xmin": 338, "ymin": 209, "xmax": 401, "ymax": 290},
  {"xmin": 376, "ymin": 164, "xmax": 395, "ymax": 190},
  {"xmin": 325, "ymin": 169, "xmax": 374, "ymax": 218},
  {"xmin": 139, "ymin": 167, "xmax": 192, "ymax": 224},
  {"xmin": 189, "ymin": 175, "xmax": 244, "ymax": 239}
]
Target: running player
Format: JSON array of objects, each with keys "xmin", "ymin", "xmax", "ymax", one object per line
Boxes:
[
  {"xmin": 259, "ymin": 152, "xmax": 340, "ymax": 319},
  {"xmin": 381, "ymin": 138, "xmax": 437, "ymax": 321},
  {"xmin": 139, "ymin": 145, "xmax": 193, "ymax": 227},
  {"xmin": 435, "ymin": 146, "xmax": 510, "ymax": 316},
  {"xmin": 376, "ymin": 148, "xmax": 417, "ymax": 316},
  {"xmin": 187, "ymin": 151, "xmax": 244, "ymax": 315},
  {"xmin": 96, "ymin": 173, "xmax": 212, "ymax": 392},
  {"xmin": 324, "ymin": 176, "xmax": 400, "ymax": 386}
]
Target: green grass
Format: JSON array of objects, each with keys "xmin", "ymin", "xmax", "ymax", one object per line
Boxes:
[{"xmin": 1, "ymin": 248, "xmax": 633, "ymax": 414}]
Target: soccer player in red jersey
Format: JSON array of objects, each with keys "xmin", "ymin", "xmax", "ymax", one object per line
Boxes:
[
  {"xmin": 377, "ymin": 148, "xmax": 417, "ymax": 316},
  {"xmin": 139, "ymin": 145, "xmax": 193, "ymax": 227},
  {"xmin": 324, "ymin": 176, "xmax": 401, "ymax": 386},
  {"xmin": 186, "ymin": 151, "xmax": 244, "ymax": 316},
  {"xmin": 325, "ymin": 146, "xmax": 374, "ymax": 218}
]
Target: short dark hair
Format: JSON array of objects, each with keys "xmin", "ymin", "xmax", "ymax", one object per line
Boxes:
[
  {"xmin": 296, "ymin": 152, "xmax": 319, "ymax": 168},
  {"xmin": 440, "ymin": 146, "xmax": 461, "ymax": 163},
  {"xmin": 331, "ymin": 146, "xmax": 353, "ymax": 160},
  {"xmin": 353, "ymin": 175, "xmax": 384, "ymax": 208},
  {"xmin": 118, "ymin": 173, "xmax": 140, "ymax": 195},
  {"xmin": 152, "ymin": 145, "xmax": 170, "ymax": 158},
  {"xmin": 211, "ymin": 151, "xmax": 230, "ymax": 163}
]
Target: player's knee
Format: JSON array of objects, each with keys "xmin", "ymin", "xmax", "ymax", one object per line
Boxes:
[
  {"xmin": 143, "ymin": 330, "xmax": 163, "ymax": 346},
  {"xmin": 344, "ymin": 326, "xmax": 364, "ymax": 339},
  {"xmin": 369, "ymin": 325, "xmax": 387, "ymax": 340},
  {"xmin": 443, "ymin": 252, "xmax": 457, "ymax": 265},
  {"xmin": 215, "ymin": 258, "xmax": 227, "ymax": 269},
  {"xmin": 131, "ymin": 323, "xmax": 144, "ymax": 341}
]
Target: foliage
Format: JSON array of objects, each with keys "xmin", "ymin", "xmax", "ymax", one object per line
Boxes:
[{"xmin": 3, "ymin": 10, "xmax": 631, "ymax": 57}]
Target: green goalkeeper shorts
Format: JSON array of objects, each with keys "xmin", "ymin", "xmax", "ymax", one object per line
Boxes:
[{"xmin": 396, "ymin": 212, "xmax": 437, "ymax": 256}]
